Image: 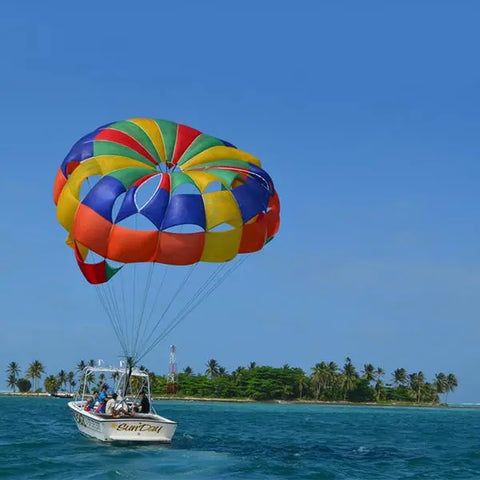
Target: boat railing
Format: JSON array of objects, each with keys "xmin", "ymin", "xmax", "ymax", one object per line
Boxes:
[{"xmin": 75, "ymin": 365, "xmax": 155, "ymax": 414}]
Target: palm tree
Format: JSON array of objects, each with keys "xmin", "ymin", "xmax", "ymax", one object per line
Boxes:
[
  {"xmin": 97, "ymin": 373, "xmax": 106, "ymax": 389},
  {"xmin": 374, "ymin": 368, "xmax": 385, "ymax": 401},
  {"xmin": 7, "ymin": 373, "xmax": 17, "ymax": 392},
  {"xmin": 433, "ymin": 373, "xmax": 447, "ymax": 401},
  {"xmin": 392, "ymin": 368, "xmax": 407, "ymax": 387},
  {"xmin": 7, "ymin": 361, "xmax": 20, "ymax": 378},
  {"xmin": 148, "ymin": 371, "xmax": 157, "ymax": 390},
  {"xmin": 205, "ymin": 359, "xmax": 220, "ymax": 379},
  {"xmin": 248, "ymin": 362, "xmax": 257, "ymax": 370},
  {"xmin": 67, "ymin": 371, "xmax": 75, "ymax": 392},
  {"xmin": 26, "ymin": 360, "xmax": 45, "ymax": 392},
  {"xmin": 77, "ymin": 360, "xmax": 86, "ymax": 372},
  {"xmin": 408, "ymin": 372, "xmax": 425, "ymax": 402},
  {"xmin": 341, "ymin": 357, "xmax": 358, "ymax": 400},
  {"xmin": 417, "ymin": 371, "xmax": 426, "ymax": 401},
  {"xmin": 6, "ymin": 362, "xmax": 21, "ymax": 392},
  {"xmin": 77, "ymin": 360, "xmax": 86, "ymax": 391},
  {"xmin": 311, "ymin": 361, "xmax": 340, "ymax": 400},
  {"xmin": 327, "ymin": 362, "xmax": 339, "ymax": 380},
  {"xmin": 57, "ymin": 370, "xmax": 67, "ymax": 391},
  {"xmin": 183, "ymin": 366, "xmax": 193, "ymax": 376},
  {"xmin": 84, "ymin": 360, "xmax": 97, "ymax": 392},
  {"xmin": 85, "ymin": 371, "xmax": 97, "ymax": 392},
  {"xmin": 231, "ymin": 366, "xmax": 246, "ymax": 386},
  {"xmin": 445, "ymin": 373, "xmax": 458, "ymax": 402},
  {"xmin": 218, "ymin": 366, "xmax": 228, "ymax": 376},
  {"xmin": 362, "ymin": 364, "xmax": 375, "ymax": 384},
  {"xmin": 311, "ymin": 362, "xmax": 329, "ymax": 400},
  {"xmin": 297, "ymin": 370, "xmax": 308, "ymax": 399},
  {"xmin": 326, "ymin": 362, "xmax": 340, "ymax": 399},
  {"xmin": 76, "ymin": 359, "xmax": 97, "ymax": 392}
]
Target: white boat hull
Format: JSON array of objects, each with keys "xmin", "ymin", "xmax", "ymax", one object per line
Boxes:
[{"xmin": 68, "ymin": 401, "xmax": 177, "ymax": 443}]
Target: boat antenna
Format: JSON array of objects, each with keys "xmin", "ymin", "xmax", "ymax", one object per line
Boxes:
[{"xmin": 166, "ymin": 345, "xmax": 177, "ymax": 394}]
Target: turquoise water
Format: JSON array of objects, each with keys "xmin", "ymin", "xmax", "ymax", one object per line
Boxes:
[{"xmin": 1, "ymin": 397, "xmax": 480, "ymax": 479}]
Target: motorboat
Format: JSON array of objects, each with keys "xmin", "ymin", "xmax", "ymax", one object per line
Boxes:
[
  {"xmin": 51, "ymin": 392, "xmax": 74, "ymax": 399},
  {"xmin": 68, "ymin": 364, "xmax": 177, "ymax": 443}
]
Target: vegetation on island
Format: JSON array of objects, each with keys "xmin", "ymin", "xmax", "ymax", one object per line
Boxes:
[{"xmin": 5, "ymin": 357, "xmax": 458, "ymax": 405}]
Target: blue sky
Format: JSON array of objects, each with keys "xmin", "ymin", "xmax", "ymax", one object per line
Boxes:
[{"xmin": 1, "ymin": 1, "xmax": 479, "ymax": 402}]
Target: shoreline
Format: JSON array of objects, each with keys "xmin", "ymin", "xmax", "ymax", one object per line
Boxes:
[
  {"xmin": 152, "ymin": 396, "xmax": 457, "ymax": 408},
  {"xmin": 0, "ymin": 392, "xmax": 470, "ymax": 408},
  {"xmin": 0, "ymin": 392, "xmax": 50, "ymax": 397}
]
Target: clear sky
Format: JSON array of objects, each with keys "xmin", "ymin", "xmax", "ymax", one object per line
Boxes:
[{"xmin": 1, "ymin": 1, "xmax": 479, "ymax": 402}]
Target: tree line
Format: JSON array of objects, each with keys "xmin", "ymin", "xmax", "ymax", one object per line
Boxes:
[
  {"xmin": 5, "ymin": 360, "xmax": 118, "ymax": 395},
  {"xmin": 5, "ymin": 357, "xmax": 458, "ymax": 404}
]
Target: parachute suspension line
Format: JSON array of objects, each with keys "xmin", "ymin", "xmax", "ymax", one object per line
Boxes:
[
  {"xmin": 138, "ymin": 257, "xmax": 248, "ymax": 362},
  {"xmin": 82, "ymin": 178, "xmax": 128, "ymax": 357},
  {"xmin": 106, "ymin": 278, "xmax": 129, "ymax": 356},
  {"xmin": 138, "ymin": 262, "xmax": 229, "ymax": 361},
  {"xmin": 87, "ymin": 257, "xmax": 127, "ymax": 356},
  {"xmin": 138, "ymin": 263, "xmax": 199, "ymax": 359},
  {"xmin": 146, "ymin": 263, "xmax": 169, "ymax": 327},
  {"xmin": 134, "ymin": 224, "xmax": 189, "ymax": 356},
  {"xmin": 136, "ymin": 262, "xmax": 170, "ymax": 355},
  {"xmin": 150, "ymin": 257, "xmax": 247, "ymax": 354},
  {"xmin": 132, "ymin": 261, "xmax": 156, "ymax": 359},
  {"xmin": 105, "ymin": 276, "xmax": 130, "ymax": 357},
  {"xmin": 119, "ymin": 263, "xmax": 129, "ymax": 358},
  {"xmin": 95, "ymin": 285, "xmax": 128, "ymax": 356},
  {"xmin": 169, "ymin": 257, "xmax": 246, "ymax": 334},
  {"xmin": 148, "ymin": 262, "xmax": 199, "ymax": 339},
  {"xmin": 100, "ymin": 277, "xmax": 128, "ymax": 356},
  {"xmin": 130, "ymin": 261, "xmax": 136, "ymax": 357},
  {"xmin": 95, "ymin": 287, "xmax": 118, "ymax": 340},
  {"xmin": 164, "ymin": 263, "xmax": 228, "ymax": 327},
  {"xmin": 129, "ymin": 216, "xmax": 139, "ymax": 358}
]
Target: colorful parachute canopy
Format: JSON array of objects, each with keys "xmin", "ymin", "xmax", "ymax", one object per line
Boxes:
[{"xmin": 54, "ymin": 118, "xmax": 280, "ymax": 284}]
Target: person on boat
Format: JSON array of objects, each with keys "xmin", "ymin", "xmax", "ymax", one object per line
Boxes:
[
  {"xmin": 105, "ymin": 393, "xmax": 117, "ymax": 416},
  {"xmin": 96, "ymin": 386, "xmax": 108, "ymax": 413},
  {"xmin": 106, "ymin": 393, "xmax": 130, "ymax": 418},
  {"xmin": 84, "ymin": 396, "xmax": 95, "ymax": 411},
  {"xmin": 135, "ymin": 391, "xmax": 151, "ymax": 414},
  {"xmin": 115, "ymin": 392, "xmax": 132, "ymax": 414},
  {"xmin": 91, "ymin": 390, "xmax": 99, "ymax": 408}
]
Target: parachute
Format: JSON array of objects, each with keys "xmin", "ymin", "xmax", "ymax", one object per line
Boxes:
[{"xmin": 53, "ymin": 118, "xmax": 280, "ymax": 362}]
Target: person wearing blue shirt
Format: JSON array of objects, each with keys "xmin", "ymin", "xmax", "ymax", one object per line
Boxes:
[{"xmin": 96, "ymin": 386, "xmax": 108, "ymax": 413}]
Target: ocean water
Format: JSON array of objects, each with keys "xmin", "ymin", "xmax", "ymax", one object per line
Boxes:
[{"xmin": 1, "ymin": 397, "xmax": 480, "ymax": 479}]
